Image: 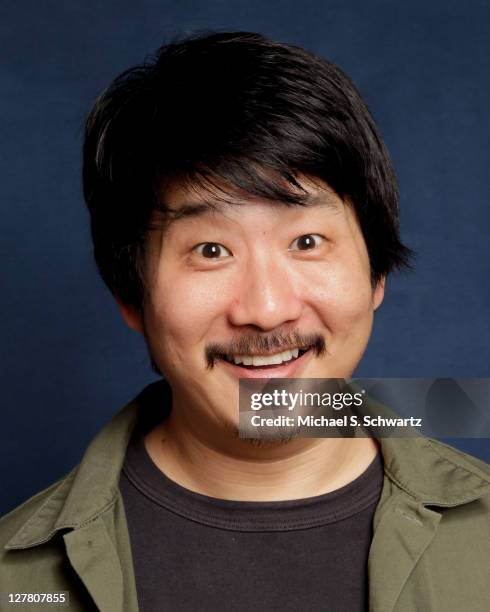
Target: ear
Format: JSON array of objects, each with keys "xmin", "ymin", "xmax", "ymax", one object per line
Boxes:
[
  {"xmin": 115, "ymin": 297, "xmax": 144, "ymax": 334},
  {"xmin": 372, "ymin": 276, "xmax": 386, "ymax": 311}
]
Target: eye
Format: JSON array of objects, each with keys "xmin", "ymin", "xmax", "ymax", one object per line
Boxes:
[
  {"xmin": 289, "ymin": 234, "xmax": 324, "ymax": 251},
  {"xmin": 194, "ymin": 242, "xmax": 232, "ymax": 259}
]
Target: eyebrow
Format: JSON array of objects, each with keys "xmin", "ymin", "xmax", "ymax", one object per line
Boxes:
[{"xmin": 163, "ymin": 201, "xmax": 220, "ymax": 223}]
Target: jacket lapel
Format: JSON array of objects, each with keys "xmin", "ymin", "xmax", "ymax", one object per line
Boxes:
[
  {"xmin": 64, "ymin": 519, "xmax": 124, "ymax": 612},
  {"xmin": 368, "ymin": 487, "xmax": 441, "ymax": 611}
]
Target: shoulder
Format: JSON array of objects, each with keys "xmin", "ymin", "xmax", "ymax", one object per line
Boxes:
[
  {"xmin": 418, "ymin": 439, "xmax": 490, "ymax": 531},
  {"xmin": 426, "ymin": 438, "xmax": 490, "ymax": 479},
  {"xmin": 0, "ymin": 470, "xmax": 98, "ymax": 610},
  {"xmin": 378, "ymin": 434, "xmax": 490, "ymax": 527},
  {"xmin": 0, "ymin": 471, "xmax": 75, "ymax": 554},
  {"xmin": 0, "ymin": 383, "xmax": 149, "ymax": 553}
]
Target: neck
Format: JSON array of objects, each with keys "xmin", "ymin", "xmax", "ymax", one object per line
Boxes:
[{"xmin": 144, "ymin": 409, "xmax": 380, "ymax": 502}]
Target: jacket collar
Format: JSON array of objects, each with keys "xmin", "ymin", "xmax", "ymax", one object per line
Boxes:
[
  {"xmin": 6, "ymin": 380, "xmax": 490, "ymax": 550},
  {"xmin": 378, "ymin": 435, "xmax": 490, "ymax": 506},
  {"xmin": 4, "ymin": 382, "xmax": 167, "ymax": 551}
]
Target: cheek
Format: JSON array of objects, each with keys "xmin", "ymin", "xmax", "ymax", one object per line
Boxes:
[
  {"xmin": 145, "ymin": 271, "xmax": 231, "ymax": 350},
  {"xmin": 297, "ymin": 254, "xmax": 374, "ymax": 331}
]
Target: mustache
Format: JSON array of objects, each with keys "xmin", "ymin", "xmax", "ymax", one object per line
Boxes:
[{"xmin": 205, "ymin": 330, "xmax": 327, "ymax": 369}]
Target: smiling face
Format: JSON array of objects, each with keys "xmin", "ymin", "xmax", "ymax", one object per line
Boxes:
[{"xmin": 119, "ymin": 176, "xmax": 385, "ymax": 435}]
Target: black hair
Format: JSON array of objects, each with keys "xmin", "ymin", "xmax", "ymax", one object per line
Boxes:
[{"xmin": 83, "ymin": 30, "xmax": 413, "ymax": 309}]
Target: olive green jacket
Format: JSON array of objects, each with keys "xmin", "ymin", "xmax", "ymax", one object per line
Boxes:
[{"xmin": 1, "ymin": 381, "xmax": 490, "ymax": 611}]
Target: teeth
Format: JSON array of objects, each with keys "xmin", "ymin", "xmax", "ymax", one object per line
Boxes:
[{"xmin": 231, "ymin": 348, "xmax": 303, "ymax": 367}]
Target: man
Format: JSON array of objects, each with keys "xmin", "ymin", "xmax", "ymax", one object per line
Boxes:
[{"xmin": 1, "ymin": 31, "xmax": 489, "ymax": 612}]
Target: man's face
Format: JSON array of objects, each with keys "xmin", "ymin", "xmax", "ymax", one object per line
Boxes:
[{"xmin": 120, "ymin": 176, "xmax": 385, "ymax": 433}]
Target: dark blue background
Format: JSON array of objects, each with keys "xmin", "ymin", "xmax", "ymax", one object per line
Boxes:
[{"xmin": 2, "ymin": 1, "xmax": 489, "ymax": 516}]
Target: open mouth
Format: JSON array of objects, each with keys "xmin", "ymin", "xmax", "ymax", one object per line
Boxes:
[{"xmin": 220, "ymin": 347, "xmax": 311, "ymax": 370}]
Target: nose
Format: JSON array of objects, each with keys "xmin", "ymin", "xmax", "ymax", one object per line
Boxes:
[{"xmin": 227, "ymin": 254, "xmax": 303, "ymax": 331}]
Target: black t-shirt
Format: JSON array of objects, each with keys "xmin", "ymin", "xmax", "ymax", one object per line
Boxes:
[{"xmin": 120, "ymin": 431, "xmax": 384, "ymax": 612}]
